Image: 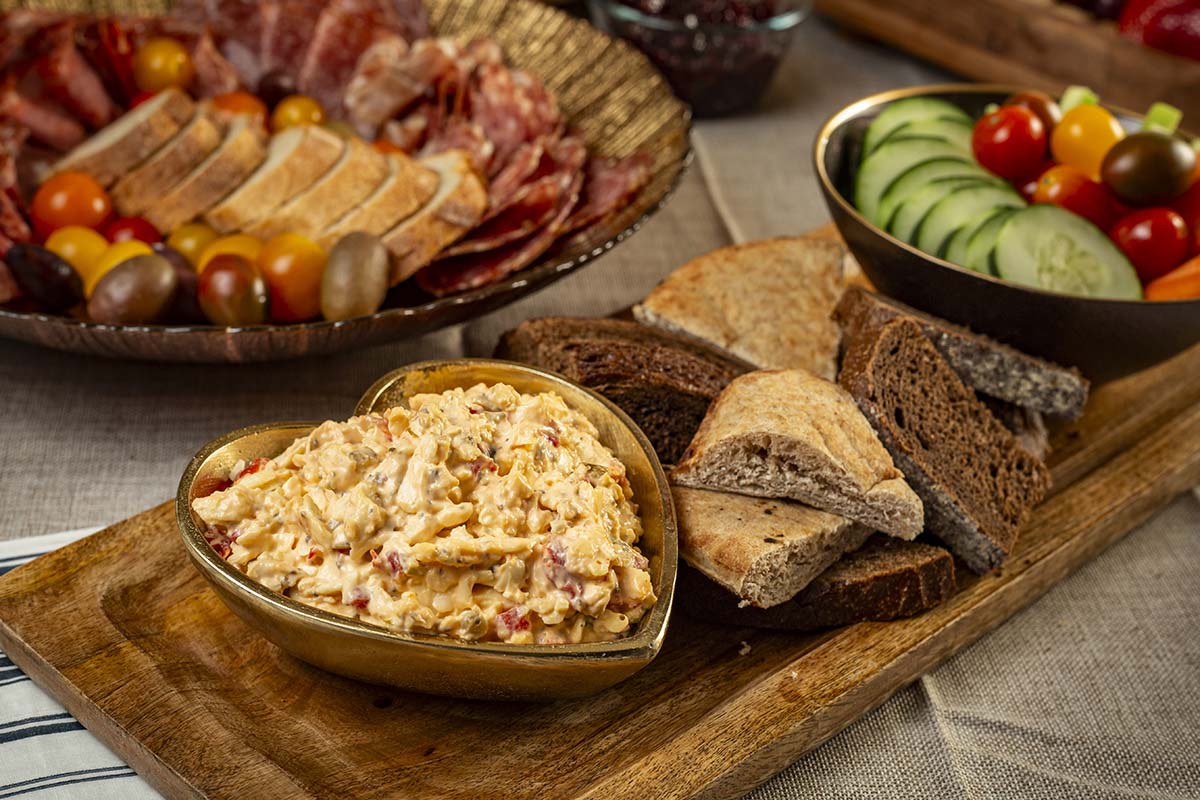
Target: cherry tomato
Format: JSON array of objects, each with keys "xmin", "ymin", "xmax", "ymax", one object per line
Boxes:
[
  {"xmin": 1172, "ymin": 177, "xmax": 1200, "ymax": 245},
  {"xmin": 1003, "ymin": 90, "xmax": 1063, "ymax": 134},
  {"xmin": 103, "ymin": 216, "xmax": 161, "ymax": 244},
  {"xmin": 129, "ymin": 90, "xmax": 158, "ymax": 108},
  {"xmin": 271, "ymin": 94, "xmax": 325, "ymax": 132},
  {"xmin": 971, "ymin": 106, "xmax": 1047, "ymax": 181},
  {"xmin": 133, "ymin": 37, "xmax": 194, "ymax": 92},
  {"xmin": 197, "ymin": 233, "xmax": 262, "ymax": 273},
  {"xmin": 86, "ymin": 240, "xmax": 153, "ymax": 296},
  {"xmin": 1015, "ymin": 159, "xmax": 1056, "ymax": 203},
  {"xmin": 211, "ymin": 91, "xmax": 268, "ymax": 120},
  {"xmin": 1109, "ymin": 208, "xmax": 1191, "ymax": 284},
  {"xmin": 257, "ymin": 233, "xmax": 327, "ymax": 323},
  {"xmin": 31, "ymin": 172, "xmax": 113, "ymax": 238},
  {"xmin": 1033, "ymin": 165, "xmax": 1123, "ymax": 230},
  {"xmin": 1050, "ymin": 104, "xmax": 1125, "ymax": 180},
  {"xmin": 1145, "ymin": 255, "xmax": 1200, "ymax": 301},
  {"xmin": 373, "ymin": 139, "xmax": 405, "ymax": 155},
  {"xmin": 167, "ymin": 222, "xmax": 220, "ymax": 269},
  {"xmin": 197, "ymin": 254, "xmax": 269, "ymax": 325},
  {"xmin": 44, "ymin": 225, "xmax": 109, "ymax": 279}
]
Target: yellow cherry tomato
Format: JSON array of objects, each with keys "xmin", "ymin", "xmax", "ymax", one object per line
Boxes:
[
  {"xmin": 1050, "ymin": 104, "xmax": 1125, "ymax": 181},
  {"xmin": 86, "ymin": 240, "xmax": 153, "ymax": 296},
  {"xmin": 197, "ymin": 233, "xmax": 262, "ymax": 273},
  {"xmin": 133, "ymin": 37, "xmax": 195, "ymax": 93},
  {"xmin": 271, "ymin": 94, "xmax": 325, "ymax": 132},
  {"xmin": 211, "ymin": 91, "xmax": 268, "ymax": 120},
  {"xmin": 258, "ymin": 233, "xmax": 327, "ymax": 323},
  {"xmin": 44, "ymin": 226, "xmax": 109, "ymax": 282},
  {"xmin": 167, "ymin": 222, "xmax": 220, "ymax": 268}
]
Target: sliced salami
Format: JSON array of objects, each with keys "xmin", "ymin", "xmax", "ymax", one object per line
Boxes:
[
  {"xmin": 441, "ymin": 176, "xmax": 561, "ymax": 257},
  {"xmin": 416, "ymin": 171, "xmax": 582, "ymax": 297},
  {"xmin": 0, "ymin": 73, "xmax": 84, "ymax": 151},
  {"xmin": 487, "ymin": 137, "xmax": 544, "ymax": 208},
  {"xmin": 563, "ymin": 152, "xmax": 653, "ymax": 234},
  {"xmin": 468, "ymin": 63, "xmax": 562, "ymax": 176}
]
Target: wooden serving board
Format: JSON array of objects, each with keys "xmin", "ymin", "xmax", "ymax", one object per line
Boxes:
[
  {"xmin": 815, "ymin": 0, "xmax": 1200, "ymax": 122},
  {"xmin": 3, "ymin": 326, "xmax": 1200, "ymax": 799}
]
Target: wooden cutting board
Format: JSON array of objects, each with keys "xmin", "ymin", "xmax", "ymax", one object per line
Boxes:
[{"xmin": 2, "ymin": 310, "xmax": 1200, "ymax": 800}]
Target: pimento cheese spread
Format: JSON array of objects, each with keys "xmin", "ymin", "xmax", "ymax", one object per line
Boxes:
[{"xmin": 192, "ymin": 383, "xmax": 656, "ymax": 644}]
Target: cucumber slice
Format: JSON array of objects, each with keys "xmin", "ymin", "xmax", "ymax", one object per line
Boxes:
[
  {"xmin": 862, "ymin": 97, "xmax": 972, "ymax": 155},
  {"xmin": 943, "ymin": 208, "xmax": 1010, "ymax": 266},
  {"xmin": 855, "ymin": 137, "xmax": 971, "ymax": 226},
  {"xmin": 915, "ymin": 185, "xmax": 1025, "ymax": 255},
  {"xmin": 890, "ymin": 177, "xmax": 996, "ymax": 243},
  {"xmin": 964, "ymin": 209, "xmax": 1017, "ymax": 274},
  {"xmin": 872, "ymin": 117, "xmax": 973, "ymax": 156},
  {"xmin": 875, "ymin": 157, "xmax": 995, "ymax": 229},
  {"xmin": 993, "ymin": 205, "xmax": 1142, "ymax": 299}
]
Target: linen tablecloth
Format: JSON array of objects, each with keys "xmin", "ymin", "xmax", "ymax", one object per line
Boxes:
[{"xmin": 0, "ymin": 13, "xmax": 1197, "ymax": 799}]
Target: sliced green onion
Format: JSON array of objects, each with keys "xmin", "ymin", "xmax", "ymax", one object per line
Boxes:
[
  {"xmin": 1143, "ymin": 102, "xmax": 1183, "ymax": 134},
  {"xmin": 1060, "ymin": 85, "xmax": 1098, "ymax": 112}
]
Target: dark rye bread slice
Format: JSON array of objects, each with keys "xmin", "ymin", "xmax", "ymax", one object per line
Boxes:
[
  {"xmin": 983, "ymin": 396, "xmax": 1050, "ymax": 461},
  {"xmin": 839, "ymin": 318, "xmax": 1051, "ymax": 574},
  {"xmin": 833, "ymin": 285, "xmax": 1089, "ymax": 419},
  {"xmin": 679, "ymin": 535, "xmax": 956, "ymax": 630},
  {"xmin": 496, "ymin": 317, "xmax": 752, "ymax": 464}
]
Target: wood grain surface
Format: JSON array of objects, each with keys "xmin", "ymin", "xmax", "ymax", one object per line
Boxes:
[
  {"xmin": 815, "ymin": 0, "xmax": 1200, "ymax": 123},
  {"xmin": 1, "ymin": 332, "xmax": 1198, "ymax": 799}
]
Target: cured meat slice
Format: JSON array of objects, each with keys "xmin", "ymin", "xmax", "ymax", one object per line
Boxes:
[
  {"xmin": 0, "ymin": 74, "xmax": 85, "ymax": 151},
  {"xmin": 416, "ymin": 171, "xmax": 583, "ymax": 297},
  {"xmin": 345, "ymin": 37, "xmax": 459, "ymax": 138},
  {"xmin": 190, "ymin": 30, "xmax": 241, "ymax": 97},
  {"xmin": 388, "ymin": 0, "xmax": 431, "ymax": 41},
  {"xmin": 487, "ymin": 137, "xmax": 543, "ymax": 208},
  {"xmin": 258, "ymin": 0, "xmax": 321, "ymax": 76},
  {"xmin": 441, "ymin": 176, "xmax": 561, "ymax": 257},
  {"xmin": 79, "ymin": 19, "xmax": 139, "ymax": 106},
  {"xmin": 420, "ymin": 116, "xmax": 493, "ymax": 175},
  {"xmin": 0, "ymin": 10, "xmax": 63, "ymax": 70},
  {"xmin": 381, "ymin": 103, "xmax": 435, "ymax": 153},
  {"xmin": 1, "ymin": 122, "xmax": 33, "ymax": 250},
  {"xmin": 469, "ymin": 64, "xmax": 564, "ymax": 176},
  {"xmin": 185, "ymin": 0, "xmax": 264, "ymax": 88},
  {"xmin": 34, "ymin": 21, "xmax": 118, "ymax": 129},
  {"xmin": 564, "ymin": 152, "xmax": 653, "ymax": 234}
]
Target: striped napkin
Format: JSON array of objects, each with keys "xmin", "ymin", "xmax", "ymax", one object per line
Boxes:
[{"xmin": 0, "ymin": 530, "xmax": 158, "ymax": 800}]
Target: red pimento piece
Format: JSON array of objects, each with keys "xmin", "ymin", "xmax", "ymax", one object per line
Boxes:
[
  {"xmin": 204, "ymin": 525, "xmax": 232, "ymax": 558},
  {"xmin": 306, "ymin": 547, "xmax": 322, "ymax": 564},
  {"xmin": 384, "ymin": 550, "xmax": 403, "ymax": 576},
  {"xmin": 349, "ymin": 588, "xmax": 370, "ymax": 610},
  {"xmin": 545, "ymin": 430, "xmax": 560, "ymax": 447},
  {"xmin": 233, "ymin": 457, "xmax": 270, "ymax": 481},
  {"xmin": 496, "ymin": 606, "xmax": 530, "ymax": 635}
]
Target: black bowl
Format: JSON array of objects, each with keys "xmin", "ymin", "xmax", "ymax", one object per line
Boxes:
[{"xmin": 814, "ymin": 83, "xmax": 1200, "ymax": 383}]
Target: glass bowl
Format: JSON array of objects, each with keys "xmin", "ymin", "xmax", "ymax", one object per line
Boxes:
[{"xmin": 587, "ymin": 0, "xmax": 810, "ymax": 117}]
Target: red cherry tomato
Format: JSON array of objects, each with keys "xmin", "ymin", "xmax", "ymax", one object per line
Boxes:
[
  {"xmin": 257, "ymin": 233, "xmax": 326, "ymax": 323},
  {"xmin": 1014, "ymin": 159, "xmax": 1056, "ymax": 203},
  {"xmin": 1109, "ymin": 207, "xmax": 1191, "ymax": 284},
  {"xmin": 31, "ymin": 172, "xmax": 113, "ymax": 239},
  {"xmin": 103, "ymin": 216, "xmax": 161, "ymax": 244},
  {"xmin": 971, "ymin": 105, "xmax": 1047, "ymax": 181},
  {"xmin": 1033, "ymin": 165, "xmax": 1123, "ymax": 230}
]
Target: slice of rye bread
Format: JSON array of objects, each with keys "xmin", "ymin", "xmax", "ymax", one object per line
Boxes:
[
  {"xmin": 495, "ymin": 317, "xmax": 752, "ymax": 464},
  {"xmin": 983, "ymin": 397, "xmax": 1050, "ymax": 461},
  {"xmin": 839, "ymin": 317, "xmax": 1051, "ymax": 574},
  {"xmin": 633, "ymin": 236, "xmax": 846, "ymax": 380},
  {"xmin": 678, "ymin": 534, "xmax": 956, "ymax": 630},
  {"xmin": 673, "ymin": 486, "xmax": 872, "ymax": 608},
  {"xmin": 833, "ymin": 285, "xmax": 1089, "ymax": 419},
  {"xmin": 672, "ymin": 369, "xmax": 925, "ymax": 540}
]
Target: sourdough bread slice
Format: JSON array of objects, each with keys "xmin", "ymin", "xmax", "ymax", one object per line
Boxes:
[
  {"xmin": 672, "ymin": 369, "xmax": 925, "ymax": 539},
  {"xmin": 839, "ymin": 317, "xmax": 1050, "ymax": 574},
  {"xmin": 496, "ymin": 317, "xmax": 751, "ymax": 463},
  {"xmin": 244, "ymin": 136, "xmax": 390, "ymax": 240},
  {"xmin": 633, "ymin": 236, "xmax": 846, "ymax": 380},
  {"xmin": 51, "ymin": 88, "xmax": 196, "ymax": 187},
  {"xmin": 145, "ymin": 115, "xmax": 266, "ymax": 233},
  {"xmin": 205, "ymin": 125, "xmax": 345, "ymax": 234},
  {"xmin": 833, "ymin": 285, "xmax": 1089, "ymax": 419},
  {"xmin": 678, "ymin": 534, "xmax": 956, "ymax": 630},
  {"xmin": 111, "ymin": 107, "xmax": 224, "ymax": 218},
  {"xmin": 674, "ymin": 486, "xmax": 872, "ymax": 608},
  {"xmin": 382, "ymin": 149, "xmax": 487, "ymax": 284},
  {"xmin": 316, "ymin": 152, "xmax": 439, "ymax": 249}
]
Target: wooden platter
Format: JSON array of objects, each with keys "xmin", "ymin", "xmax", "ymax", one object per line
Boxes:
[
  {"xmin": 2, "ymin": 283, "xmax": 1200, "ymax": 798},
  {"xmin": 815, "ymin": 0, "xmax": 1200, "ymax": 122}
]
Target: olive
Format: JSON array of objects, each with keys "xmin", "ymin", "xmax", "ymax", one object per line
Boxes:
[
  {"xmin": 1004, "ymin": 90, "xmax": 1062, "ymax": 136},
  {"xmin": 87, "ymin": 253, "xmax": 179, "ymax": 324},
  {"xmin": 320, "ymin": 232, "xmax": 390, "ymax": 321},
  {"xmin": 197, "ymin": 253, "xmax": 269, "ymax": 326},
  {"xmin": 1101, "ymin": 131, "xmax": 1197, "ymax": 206},
  {"xmin": 257, "ymin": 69, "xmax": 297, "ymax": 110},
  {"xmin": 152, "ymin": 243, "xmax": 206, "ymax": 323},
  {"xmin": 5, "ymin": 243, "xmax": 83, "ymax": 313}
]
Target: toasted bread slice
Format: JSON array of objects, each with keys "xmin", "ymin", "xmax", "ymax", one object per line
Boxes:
[
  {"xmin": 205, "ymin": 125, "xmax": 345, "ymax": 234},
  {"xmin": 674, "ymin": 485, "xmax": 871, "ymax": 608},
  {"xmin": 243, "ymin": 137, "xmax": 389, "ymax": 240},
  {"xmin": 316, "ymin": 152, "xmax": 438, "ymax": 249},
  {"xmin": 111, "ymin": 107, "xmax": 224, "ymax": 218},
  {"xmin": 672, "ymin": 369, "xmax": 925, "ymax": 540},
  {"xmin": 145, "ymin": 115, "xmax": 266, "ymax": 234},
  {"xmin": 382, "ymin": 150, "xmax": 487, "ymax": 285},
  {"xmin": 51, "ymin": 88, "xmax": 196, "ymax": 187},
  {"xmin": 634, "ymin": 236, "xmax": 846, "ymax": 380}
]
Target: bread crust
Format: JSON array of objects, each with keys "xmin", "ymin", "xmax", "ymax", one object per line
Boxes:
[
  {"xmin": 317, "ymin": 152, "xmax": 438, "ymax": 249},
  {"xmin": 111, "ymin": 109, "xmax": 224, "ymax": 217}
]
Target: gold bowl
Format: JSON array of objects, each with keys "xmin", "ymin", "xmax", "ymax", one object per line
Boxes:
[{"xmin": 177, "ymin": 359, "xmax": 677, "ymax": 701}]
